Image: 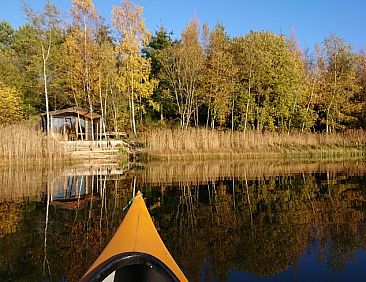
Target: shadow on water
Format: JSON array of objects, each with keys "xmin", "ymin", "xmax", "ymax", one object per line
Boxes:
[{"xmin": 0, "ymin": 159, "xmax": 366, "ymax": 281}]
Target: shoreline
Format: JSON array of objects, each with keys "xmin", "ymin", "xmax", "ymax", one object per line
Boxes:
[
  {"xmin": 141, "ymin": 129, "xmax": 366, "ymax": 161},
  {"xmin": 142, "ymin": 146, "xmax": 366, "ymax": 162}
]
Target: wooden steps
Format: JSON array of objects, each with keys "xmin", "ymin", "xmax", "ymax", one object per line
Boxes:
[{"xmin": 59, "ymin": 140, "xmax": 128, "ymax": 160}]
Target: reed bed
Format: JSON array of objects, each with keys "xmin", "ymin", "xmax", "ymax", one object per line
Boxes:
[
  {"xmin": 143, "ymin": 128, "xmax": 366, "ymax": 159},
  {"xmin": 0, "ymin": 123, "xmax": 67, "ymax": 164}
]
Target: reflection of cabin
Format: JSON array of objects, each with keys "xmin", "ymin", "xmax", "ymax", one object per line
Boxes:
[
  {"xmin": 50, "ymin": 165, "xmax": 127, "ymax": 210},
  {"xmin": 40, "ymin": 107, "xmax": 102, "ymax": 141}
]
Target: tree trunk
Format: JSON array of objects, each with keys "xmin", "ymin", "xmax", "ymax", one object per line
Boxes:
[
  {"xmin": 131, "ymin": 96, "xmax": 136, "ymax": 135},
  {"xmin": 211, "ymin": 111, "xmax": 215, "ymax": 130},
  {"xmin": 83, "ymin": 15, "xmax": 94, "ymax": 141},
  {"xmin": 42, "ymin": 45, "xmax": 50, "ymax": 136},
  {"xmin": 99, "ymin": 74, "xmax": 107, "ymax": 139},
  {"xmin": 160, "ymin": 103, "xmax": 164, "ymax": 122},
  {"xmin": 112, "ymin": 98, "xmax": 118, "ymax": 134},
  {"xmin": 244, "ymin": 66, "xmax": 253, "ymax": 134},
  {"xmin": 206, "ymin": 106, "xmax": 210, "ymax": 128},
  {"xmin": 43, "ymin": 60, "xmax": 50, "ymax": 135},
  {"xmin": 73, "ymin": 93, "xmax": 84, "ymax": 141},
  {"xmin": 131, "ymin": 72, "xmax": 137, "ymax": 135},
  {"xmin": 231, "ymin": 96, "xmax": 235, "ymax": 132}
]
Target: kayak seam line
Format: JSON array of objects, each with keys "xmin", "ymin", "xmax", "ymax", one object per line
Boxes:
[{"xmin": 134, "ymin": 214, "xmax": 140, "ymax": 251}]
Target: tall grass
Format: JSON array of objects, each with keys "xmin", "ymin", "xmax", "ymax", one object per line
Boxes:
[
  {"xmin": 143, "ymin": 128, "xmax": 366, "ymax": 159},
  {"xmin": 0, "ymin": 123, "xmax": 67, "ymax": 164}
]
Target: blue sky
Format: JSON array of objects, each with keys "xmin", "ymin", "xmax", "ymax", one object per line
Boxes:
[{"xmin": 0, "ymin": 0, "xmax": 365, "ymax": 51}]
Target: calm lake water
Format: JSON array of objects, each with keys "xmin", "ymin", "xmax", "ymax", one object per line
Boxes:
[{"xmin": 1, "ymin": 159, "xmax": 366, "ymax": 282}]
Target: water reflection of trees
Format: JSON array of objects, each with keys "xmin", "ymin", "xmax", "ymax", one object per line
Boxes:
[
  {"xmin": 147, "ymin": 168, "xmax": 366, "ymax": 281},
  {"xmin": 0, "ymin": 165, "xmax": 133, "ymax": 282},
  {"xmin": 46, "ymin": 181, "xmax": 131, "ymax": 282},
  {"xmin": 1, "ymin": 161, "xmax": 366, "ymax": 281}
]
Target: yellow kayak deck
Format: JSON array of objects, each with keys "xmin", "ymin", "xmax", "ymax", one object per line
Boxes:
[{"xmin": 81, "ymin": 192, "xmax": 188, "ymax": 282}]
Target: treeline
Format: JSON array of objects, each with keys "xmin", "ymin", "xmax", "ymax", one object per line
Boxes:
[{"xmin": 1, "ymin": 0, "xmax": 366, "ymax": 134}]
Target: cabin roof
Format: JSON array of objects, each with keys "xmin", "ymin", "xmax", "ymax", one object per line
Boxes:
[{"xmin": 41, "ymin": 107, "xmax": 102, "ymax": 120}]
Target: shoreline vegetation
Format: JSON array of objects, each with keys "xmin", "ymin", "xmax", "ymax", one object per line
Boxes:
[
  {"xmin": 142, "ymin": 128, "xmax": 366, "ymax": 160},
  {"xmin": 0, "ymin": 123, "xmax": 67, "ymax": 165},
  {"xmin": 1, "ymin": 123, "xmax": 366, "ymax": 164},
  {"xmin": 1, "ymin": 0, "xmax": 366, "ymax": 160}
]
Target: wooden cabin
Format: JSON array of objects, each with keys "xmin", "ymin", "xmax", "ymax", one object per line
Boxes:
[{"xmin": 40, "ymin": 107, "xmax": 102, "ymax": 141}]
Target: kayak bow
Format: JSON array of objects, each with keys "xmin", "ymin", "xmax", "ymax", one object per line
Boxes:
[{"xmin": 81, "ymin": 191, "xmax": 188, "ymax": 282}]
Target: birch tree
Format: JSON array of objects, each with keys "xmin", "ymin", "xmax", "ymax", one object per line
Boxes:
[
  {"xmin": 233, "ymin": 33, "xmax": 269, "ymax": 132},
  {"xmin": 112, "ymin": 0, "xmax": 156, "ymax": 135},
  {"xmin": 24, "ymin": 1, "xmax": 62, "ymax": 134},
  {"xmin": 67, "ymin": 0, "xmax": 99, "ymax": 140},
  {"xmin": 234, "ymin": 32, "xmax": 309, "ymax": 132},
  {"xmin": 317, "ymin": 35, "xmax": 360, "ymax": 132},
  {"xmin": 96, "ymin": 24, "xmax": 117, "ymax": 136},
  {"xmin": 158, "ymin": 18, "xmax": 205, "ymax": 129}
]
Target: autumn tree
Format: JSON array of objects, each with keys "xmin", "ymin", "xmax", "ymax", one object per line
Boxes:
[
  {"xmin": 158, "ymin": 18, "xmax": 205, "ymax": 129},
  {"xmin": 0, "ymin": 21, "xmax": 14, "ymax": 50},
  {"xmin": 356, "ymin": 49, "xmax": 366, "ymax": 126},
  {"xmin": 112, "ymin": 0, "xmax": 156, "ymax": 135},
  {"xmin": 233, "ymin": 33, "xmax": 271, "ymax": 132},
  {"xmin": 288, "ymin": 27, "xmax": 303, "ymax": 59},
  {"xmin": 0, "ymin": 82, "xmax": 24, "ymax": 124},
  {"xmin": 233, "ymin": 32, "xmax": 310, "ymax": 132},
  {"xmin": 24, "ymin": 1, "xmax": 63, "ymax": 134},
  {"xmin": 316, "ymin": 35, "xmax": 360, "ymax": 132},
  {"xmin": 64, "ymin": 0, "xmax": 99, "ymax": 140},
  {"xmin": 95, "ymin": 23, "xmax": 119, "ymax": 135},
  {"xmin": 203, "ymin": 23, "xmax": 236, "ymax": 129}
]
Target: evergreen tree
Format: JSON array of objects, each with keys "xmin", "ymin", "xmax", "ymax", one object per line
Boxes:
[{"xmin": 144, "ymin": 26, "xmax": 174, "ymax": 121}]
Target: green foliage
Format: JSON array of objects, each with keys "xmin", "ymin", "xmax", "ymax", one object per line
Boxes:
[
  {"xmin": 204, "ymin": 24, "xmax": 236, "ymax": 127},
  {"xmin": 157, "ymin": 18, "xmax": 205, "ymax": 129},
  {"xmin": 3, "ymin": 24, "xmax": 39, "ymax": 116},
  {"xmin": 0, "ymin": 21, "xmax": 14, "ymax": 50},
  {"xmin": 315, "ymin": 35, "xmax": 361, "ymax": 132},
  {"xmin": 0, "ymin": 82, "xmax": 24, "ymax": 124},
  {"xmin": 233, "ymin": 32, "xmax": 311, "ymax": 132},
  {"xmin": 143, "ymin": 27, "xmax": 176, "ymax": 121},
  {"xmin": 0, "ymin": 1, "xmax": 364, "ymax": 134}
]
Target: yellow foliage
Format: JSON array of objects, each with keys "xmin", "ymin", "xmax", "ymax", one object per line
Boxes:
[{"xmin": 0, "ymin": 82, "xmax": 23, "ymax": 124}]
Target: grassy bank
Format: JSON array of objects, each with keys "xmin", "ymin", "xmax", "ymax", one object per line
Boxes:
[
  {"xmin": 0, "ymin": 123, "xmax": 67, "ymax": 164},
  {"xmin": 142, "ymin": 128, "xmax": 366, "ymax": 160}
]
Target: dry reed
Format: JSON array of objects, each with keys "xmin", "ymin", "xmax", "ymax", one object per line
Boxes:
[
  {"xmin": 143, "ymin": 128, "xmax": 366, "ymax": 159},
  {"xmin": 0, "ymin": 123, "xmax": 67, "ymax": 164}
]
